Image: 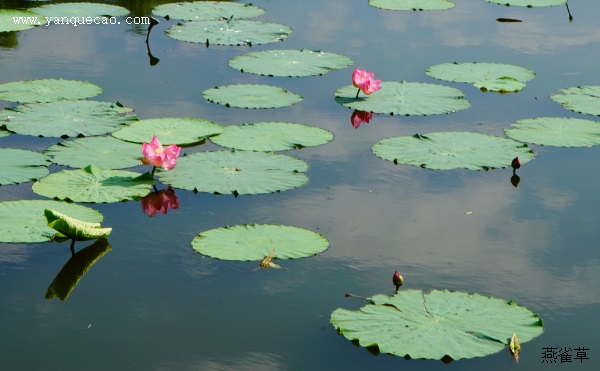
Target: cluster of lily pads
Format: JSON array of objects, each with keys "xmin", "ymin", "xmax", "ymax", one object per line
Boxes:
[{"xmin": 1, "ymin": 0, "xmax": 594, "ymax": 363}]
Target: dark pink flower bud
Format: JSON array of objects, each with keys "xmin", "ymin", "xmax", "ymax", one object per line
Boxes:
[
  {"xmin": 393, "ymin": 270, "xmax": 404, "ymax": 292},
  {"xmin": 511, "ymin": 157, "xmax": 522, "ymax": 170}
]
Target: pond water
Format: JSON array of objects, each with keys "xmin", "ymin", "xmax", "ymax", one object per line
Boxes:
[{"xmin": 1, "ymin": 0, "xmax": 599, "ymax": 369}]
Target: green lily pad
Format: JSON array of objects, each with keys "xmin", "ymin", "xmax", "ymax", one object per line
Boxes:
[
  {"xmin": 112, "ymin": 117, "xmax": 223, "ymax": 146},
  {"xmin": 158, "ymin": 150, "xmax": 308, "ymax": 195},
  {"xmin": 153, "ymin": 1, "xmax": 265, "ymax": 21},
  {"xmin": 192, "ymin": 224, "xmax": 329, "ymax": 261},
  {"xmin": 202, "ymin": 84, "xmax": 303, "ymax": 109},
  {"xmin": 473, "ymin": 77, "xmax": 526, "ymax": 93},
  {"xmin": 32, "ymin": 164, "xmax": 154, "ymax": 203},
  {"xmin": 0, "ymin": 200, "xmax": 104, "ymax": 243},
  {"xmin": 166, "ymin": 20, "xmax": 292, "ymax": 46},
  {"xmin": 0, "ymin": 129, "xmax": 10, "ymax": 138},
  {"xmin": 372, "ymin": 132, "xmax": 534, "ymax": 170},
  {"xmin": 426, "ymin": 62, "xmax": 535, "ymax": 92},
  {"xmin": 484, "ymin": 0, "xmax": 566, "ymax": 7},
  {"xmin": 210, "ymin": 122, "xmax": 333, "ymax": 151},
  {"xmin": 550, "ymin": 86, "xmax": 600, "ymax": 117},
  {"xmin": 0, "ymin": 148, "xmax": 51, "ymax": 185},
  {"xmin": 46, "ymin": 238, "xmax": 112, "ymax": 301},
  {"xmin": 2, "ymin": 100, "xmax": 138, "ymax": 138},
  {"xmin": 45, "ymin": 209, "xmax": 112, "ymax": 241},
  {"xmin": 44, "ymin": 136, "xmax": 142, "ymax": 169},
  {"xmin": 335, "ymin": 81, "xmax": 470, "ymax": 116},
  {"xmin": 228, "ymin": 49, "xmax": 354, "ymax": 77},
  {"xmin": 32, "ymin": 2, "xmax": 130, "ymax": 18},
  {"xmin": 505, "ymin": 117, "xmax": 600, "ymax": 147},
  {"xmin": 330, "ymin": 290, "xmax": 543, "ymax": 360},
  {"xmin": 0, "ymin": 10, "xmax": 43, "ymax": 32},
  {"xmin": 0, "ymin": 79, "xmax": 102, "ymax": 103},
  {"xmin": 369, "ymin": 0, "xmax": 455, "ymax": 11}
]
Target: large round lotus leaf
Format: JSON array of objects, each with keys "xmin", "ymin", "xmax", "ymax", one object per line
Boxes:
[
  {"xmin": 202, "ymin": 84, "xmax": 303, "ymax": 109},
  {"xmin": 369, "ymin": 0, "xmax": 455, "ymax": 11},
  {"xmin": 166, "ymin": 20, "xmax": 292, "ymax": 46},
  {"xmin": 210, "ymin": 122, "xmax": 333, "ymax": 151},
  {"xmin": 426, "ymin": 62, "xmax": 535, "ymax": 84},
  {"xmin": 473, "ymin": 77, "xmax": 526, "ymax": 93},
  {"xmin": 505, "ymin": 117, "xmax": 600, "ymax": 147},
  {"xmin": 330, "ymin": 290, "xmax": 543, "ymax": 360},
  {"xmin": 32, "ymin": 3, "xmax": 130, "ymax": 18},
  {"xmin": 0, "ymin": 148, "xmax": 51, "ymax": 185},
  {"xmin": 0, "ymin": 79, "xmax": 102, "ymax": 103},
  {"xmin": 372, "ymin": 132, "xmax": 534, "ymax": 170},
  {"xmin": 112, "ymin": 117, "xmax": 223, "ymax": 146},
  {"xmin": 32, "ymin": 164, "xmax": 154, "ymax": 203},
  {"xmin": 44, "ymin": 136, "xmax": 142, "ymax": 169},
  {"xmin": 191, "ymin": 224, "xmax": 329, "ymax": 261},
  {"xmin": 158, "ymin": 151, "xmax": 308, "ymax": 195},
  {"xmin": 0, "ymin": 200, "xmax": 103, "ymax": 243},
  {"xmin": 0, "ymin": 10, "xmax": 43, "ymax": 32},
  {"xmin": 153, "ymin": 1, "xmax": 265, "ymax": 21},
  {"xmin": 2, "ymin": 100, "xmax": 138, "ymax": 138},
  {"xmin": 550, "ymin": 86, "xmax": 600, "ymax": 117},
  {"xmin": 484, "ymin": 0, "xmax": 566, "ymax": 7},
  {"xmin": 335, "ymin": 81, "xmax": 470, "ymax": 116},
  {"xmin": 228, "ymin": 49, "xmax": 354, "ymax": 77}
]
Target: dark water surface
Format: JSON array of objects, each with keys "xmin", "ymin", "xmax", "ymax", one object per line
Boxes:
[{"xmin": 1, "ymin": 0, "xmax": 599, "ymax": 370}]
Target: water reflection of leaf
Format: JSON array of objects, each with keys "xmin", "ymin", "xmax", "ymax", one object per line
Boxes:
[{"xmin": 45, "ymin": 238, "xmax": 112, "ymax": 301}]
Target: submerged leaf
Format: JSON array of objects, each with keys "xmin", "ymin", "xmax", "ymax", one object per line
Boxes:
[
  {"xmin": 45, "ymin": 209, "xmax": 111, "ymax": 241},
  {"xmin": 330, "ymin": 290, "xmax": 543, "ymax": 360}
]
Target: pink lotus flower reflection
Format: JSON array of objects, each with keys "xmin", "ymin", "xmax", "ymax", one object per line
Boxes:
[
  {"xmin": 141, "ymin": 136, "xmax": 181, "ymax": 173},
  {"xmin": 141, "ymin": 187, "xmax": 180, "ymax": 218},
  {"xmin": 351, "ymin": 110, "xmax": 373, "ymax": 129}
]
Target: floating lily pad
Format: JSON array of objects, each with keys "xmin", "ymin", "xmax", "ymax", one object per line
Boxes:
[
  {"xmin": 372, "ymin": 132, "xmax": 534, "ymax": 170},
  {"xmin": 484, "ymin": 0, "xmax": 566, "ymax": 7},
  {"xmin": 166, "ymin": 20, "xmax": 292, "ymax": 46},
  {"xmin": 153, "ymin": 1, "xmax": 264, "ymax": 21},
  {"xmin": 550, "ymin": 86, "xmax": 600, "ymax": 117},
  {"xmin": 45, "ymin": 209, "xmax": 112, "ymax": 241},
  {"xmin": 426, "ymin": 62, "xmax": 535, "ymax": 92},
  {"xmin": 228, "ymin": 49, "xmax": 353, "ymax": 77},
  {"xmin": 202, "ymin": 84, "xmax": 303, "ymax": 109},
  {"xmin": 369, "ymin": 0, "xmax": 455, "ymax": 11},
  {"xmin": 32, "ymin": 2, "xmax": 130, "ymax": 18},
  {"xmin": 112, "ymin": 117, "xmax": 223, "ymax": 146},
  {"xmin": 0, "ymin": 10, "xmax": 43, "ymax": 32},
  {"xmin": 0, "ymin": 79, "xmax": 102, "ymax": 103},
  {"xmin": 2, "ymin": 100, "xmax": 137, "ymax": 138},
  {"xmin": 158, "ymin": 150, "xmax": 308, "ymax": 195},
  {"xmin": 0, "ymin": 148, "xmax": 51, "ymax": 185},
  {"xmin": 330, "ymin": 290, "xmax": 543, "ymax": 360},
  {"xmin": 44, "ymin": 136, "xmax": 142, "ymax": 169},
  {"xmin": 191, "ymin": 224, "xmax": 329, "ymax": 261},
  {"xmin": 32, "ymin": 164, "xmax": 154, "ymax": 203},
  {"xmin": 0, "ymin": 200, "xmax": 104, "ymax": 243},
  {"xmin": 0, "ymin": 129, "xmax": 10, "ymax": 138},
  {"xmin": 505, "ymin": 117, "xmax": 600, "ymax": 147},
  {"xmin": 210, "ymin": 122, "xmax": 333, "ymax": 151},
  {"xmin": 473, "ymin": 77, "xmax": 526, "ymax": 93},
  {"xmin": 46, "ymin": 238, "xmax": 112, "ymax": 301},
  {"xmin": 335, "ymin": 81, "xmax": 470, "ymax": 116}
]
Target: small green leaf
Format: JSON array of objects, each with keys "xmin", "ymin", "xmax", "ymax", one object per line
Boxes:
[
  {"xmin": 550, "ymin": 86, "xmax": 600, "ymax": 117},
  {"xmin": 505, "ymin": 117, "xmax": 600, "ymax": 147},
  {"xmin": 0, "ymin": 148, "xmax": 51, "ymax": 185},
  {"xmin": 0, "ymin": 79, "xmax": 102, "ymax": 103},
  {"xmin": 45, "ymin": 209, "xmax": 112, "ymax": 241},
  {"xmin": 369, "ymin": 0, "xmax": 455, "ymax": 11}
]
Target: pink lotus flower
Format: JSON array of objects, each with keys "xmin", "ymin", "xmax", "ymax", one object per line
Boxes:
[
  {"xmin": 352, "ymin": 68, "xmax": 382, "ymax": 98},
  {"xmin": 351, "ymin": 110, "xmax": 372, "ymax": 129},
  {"xmin": 141, "ymin": 136, "xmax": 181, "ymax": 171},
  {"xmin": 141, "ymin": 187, "xmax": 180, "ymax": 217}
]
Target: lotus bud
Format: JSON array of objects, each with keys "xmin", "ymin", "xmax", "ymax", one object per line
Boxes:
[
  {"xmin": 393, "ymin": 270, "xmax": 404, "ymax": 292},
  {"xmin": 511, "ymin": 157, "xmax": 522, "ymax": 171}
]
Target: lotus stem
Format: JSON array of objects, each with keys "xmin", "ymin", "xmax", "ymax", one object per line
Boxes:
[
  {"xmin": 151, "ymin": 166, "xmax": 157, "ymax": 176},
  {"xmin": 355, "ymin": 88, "xmax": 361, "ymax": 99}
]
